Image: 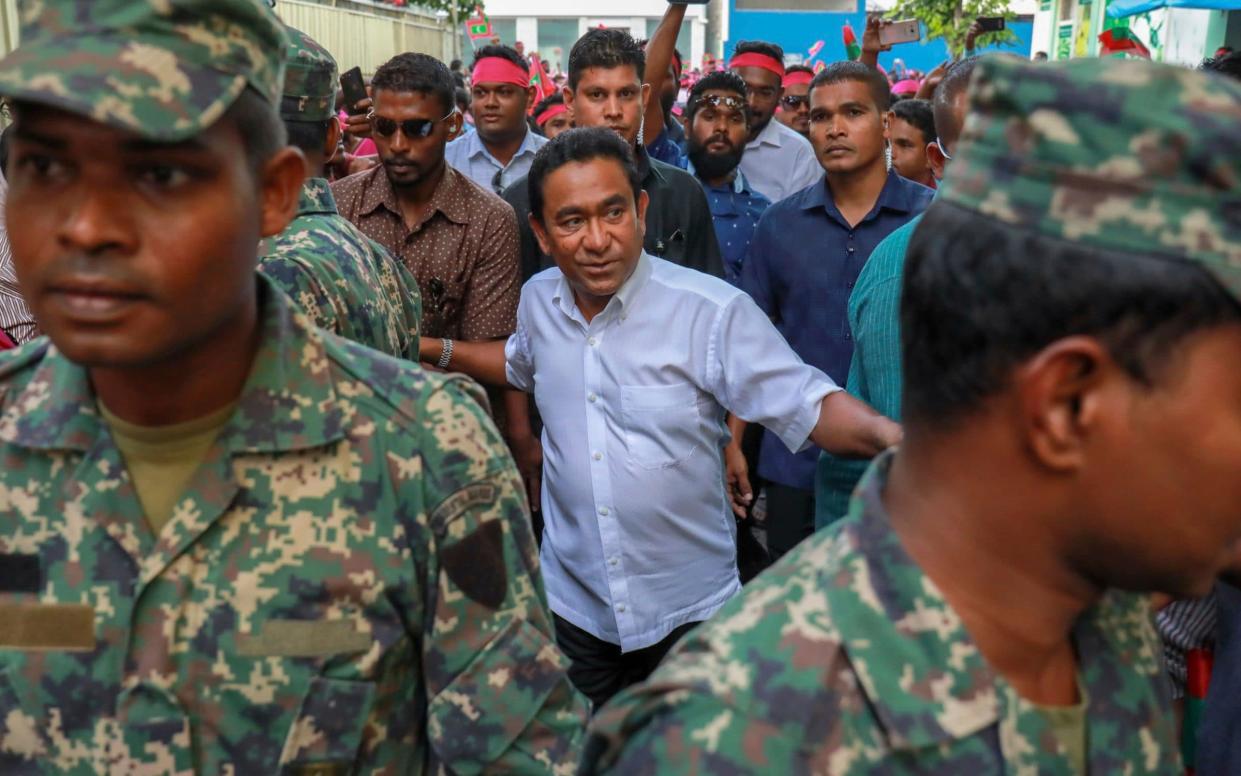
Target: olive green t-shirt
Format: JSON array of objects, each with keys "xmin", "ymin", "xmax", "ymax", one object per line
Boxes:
[
  {"xmin": 1033, "ymin": 695, "xmax": 1087, "ymax": 774},
  {"xmin": 99, "ymin": 402, "xmax": 237, "ymax": 534}
]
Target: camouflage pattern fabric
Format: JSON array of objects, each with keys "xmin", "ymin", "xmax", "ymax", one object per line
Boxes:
[
  {"xmin": 0, "ymin": 276, "xmax": 587, "ymax": 773},
  {"xmin": 583, "ymin": 453, "xmax": 1181, "ymax": 774},
  {"xmin": 282, "ymin": 25, "xmax": 337, "ymax": 122},
  {"xmin": 940, "ymin": 55, "xmax": 1241, "ymax": 296},
  {"xmin": 261, "ymin": 178, "xmax": 423, "ymax": 361},
  {"xmin": 0, "ymin": 0, "xmax": 288, "ymax": 142}
]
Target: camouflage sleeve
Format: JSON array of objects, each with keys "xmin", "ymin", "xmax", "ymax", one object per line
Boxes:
[
  {"xmin": 369, "ymin": 236, "xmax": 422, "ymax": 360},
  {"xmin": 259, "ymin": 256, "xmax": 343, "ymax": 336},
  {"xmin": 416, "ymin": 375, "xmax": 587, "ymax": 772}
]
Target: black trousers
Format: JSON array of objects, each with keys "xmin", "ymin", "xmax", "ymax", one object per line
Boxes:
[
  {"xmin": 553, "ymin": 614, "xmax": 700, "ymax": 710},
  {"xmin": 765, "ymin": 483, "xmax": 816, "ymax": 560}
]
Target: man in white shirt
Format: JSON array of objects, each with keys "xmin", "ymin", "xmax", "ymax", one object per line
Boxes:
[
  {"xmin": 422, "ymin": 126, "xmax": 900, "ymax": 708},
  {"xmin": 730, "ymin": 41, "xmax": 822, "ymax": 203}
]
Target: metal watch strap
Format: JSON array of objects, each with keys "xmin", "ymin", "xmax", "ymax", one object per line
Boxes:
[{"xmin": 436, "ymin": 338, "xmax": 453, "ymax": 369}]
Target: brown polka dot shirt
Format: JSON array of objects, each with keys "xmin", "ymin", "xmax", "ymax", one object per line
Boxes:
[{"xmin": 332, "ymin": 164, "xmax": 520, "ymax": 342}]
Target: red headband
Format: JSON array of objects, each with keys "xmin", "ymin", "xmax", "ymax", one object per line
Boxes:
[
  {"xmin": 729, "ymin": 52, "xmax": 785, "ymax": 78},
  {"xmin": 472, "ymin": 57, "xmax": 530, "ymax": 88},
  {"xmin": 535, "ymin": 103, "xmax": 568, "ymax": 127},
  {"xmin": 782, "ymin": 70, "xmax": 814, "ymax": 87}
]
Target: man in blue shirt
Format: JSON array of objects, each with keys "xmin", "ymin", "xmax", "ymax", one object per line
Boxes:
[
  {"xmin": 733, "ymin": 61, "xmax": 932, "ymax": 560},
  {"xmin": 445, "ymin": 45, "xmax": 547, "ymax": 194},
  {"xmin": 682, "ymin": 72, "xmax": 771, "ymax": 285}
]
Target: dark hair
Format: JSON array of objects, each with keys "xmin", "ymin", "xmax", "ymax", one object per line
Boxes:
[
  {"xmin": 933, "ymin": 56, "xmax": 980, "ymax": 143},
  {"xmin": 450, "ymin": 59, "xmax": 463, "ymax": 71},
  {"xmin": 533, "ymin": 91, "xmax": 565, "ymax": 116},
  {"xmin": 1202, "ymin": 50, "xmax": 1241, "ymax": 82},
  {"xmin": 455, "ymin": 87, "xmax": 471, "ymax": 110},
  {"xmin": 0, "ymin": 124, "xmax": 11, "ymax": 180},
  {"xmin": 900, "ymin": 201, "xmax": 1241, "ymax": 428},
  {"xmin": 810, "ymin": 60, "xmax": 891, "ymax": 112},
  {"xmin": 568, "ymin": 28, "xmax": 645, "ymax": 90},
  {"xmin": 473, "ymin": 44, "xmax": 529, "ymax": 71},
  {"xmin": 226, "ymin": 87, "xmax": 288, "ymax": 173},
  {"xmin": 784, "ymin": 64, "xmax": 815, "ymax": 79},
  {"xmin": 371, "ymin": 52, "xmax": 455, "ymax": 115},
  {"xmin": 733, "ymin": 40, "xmax": 785, "ymax": 62},
  {"xmin": 686, "ymin": 71, "xmax": 749, "ymax": 122},
  {"xmin": 890, "ymin": 98, "xmax": 935, "ymax": 146},
  {"xmin": 284, "ymin": 119, "xmax": 332, "ymax": 157},
  {"xmin": 527, "ymin": 127, "xmax": 642, "ymax": 223}
]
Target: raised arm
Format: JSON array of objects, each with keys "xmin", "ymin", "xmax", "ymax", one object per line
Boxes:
[{"xmin": 642, "ymin": 2, "xmax": 688, "ymax": 149}]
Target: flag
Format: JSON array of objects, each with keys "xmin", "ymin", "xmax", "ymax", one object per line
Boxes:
[
  {"xmin": 466, "ymin": 6, "xmax": 492, "ymax": 41},
  {"xmin": 807, "ymin": 40, "xmax": 825, "ymax": 59},
  {"xmin": 842, "ymin": 24, "xmax": 861, "ymax": 61},
  {"xmin": 813, "ymin": 61, "xmax": 826, "ymax": 74},
  {"xmin": 1183, "ymin": 648, "xmax": 1213, "ymax": 773},
  {"xmin": 1098, "ymin": 27, "xmax": 1151, "ymax": 58},
  {"xmin": 529, "ymin": 53, "xmax": 555, "ymax": 103}
]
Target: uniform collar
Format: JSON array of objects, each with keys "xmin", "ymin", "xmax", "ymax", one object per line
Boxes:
[
  {"xmin": 297, "ymin": 177, "xmax": 338, "ymax": 217},
  {"xmin": 0, "ymin": 274, "xmax": 346, "ymax": 455},
  {"xmin": 358, "ymin": 162, "xmax": 472, "ymax": 227}
]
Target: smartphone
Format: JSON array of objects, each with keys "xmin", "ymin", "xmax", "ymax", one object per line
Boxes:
[
  {"xmin": 976, "ymin": 16, "xmax": 1006, "ymax": 32},
  {"xmin": 339, "ymin": 66, "xmax": 368, "ymax": 115},
  {"xmin": 878, "ymin": 19, "xmax": 921, "ymax": 47}
]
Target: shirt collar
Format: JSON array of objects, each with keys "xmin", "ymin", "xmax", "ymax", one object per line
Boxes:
[
  {"xmin": 297, "ymin": 177, "xmax": 338, "ymax": 217},
  {"xmin": 746, "ymin": 119, "xmax": 785, "ymax": 150},
  {"xmin": 0, "ymin": 274, "xmax": 346, "ymax": 455},
  {"xmin": 464, "ymin": 127, "xmax": 544, "ymax": 167},
  {"xmin": 357, "ymin": 163, "xmax": 472, "ymax": 226},
  {"xmin": 799, "ymin": 170, "xmax": 921, "ymax": 223},
  {"xmin": 686, "ymin": 160, "xmax": 751, "ymax": 196},
  {"xmin": 552, "ymin": 251, "xmax": 654, "ymax": 323}
]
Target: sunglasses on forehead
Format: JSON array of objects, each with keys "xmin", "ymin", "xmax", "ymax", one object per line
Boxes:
[
  {"xmin": 695, "ymin": 94, "xmax": 747, "ymax": 111},
  {"xmin": 780, "ymin": 94, "xmax": 809, "ymax": 109},
  {"xmin": 368, "ymin": 109, "xmax": 456, "ymax": 139}
]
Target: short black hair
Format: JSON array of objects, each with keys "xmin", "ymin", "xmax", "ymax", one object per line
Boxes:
[
  {"xmin": 284, "ymin": 119, "xmax": 332, "ymax": 157},
  {"xmin": 455, "ymin": 87, "xmax": 471, "ymax": 110},
  {"xmin": 528, "ymin": 127, "xmax": 642, "ymax": 223},
  {"xmin": 533, "ymin": 91, "xmax": 565, "ymax": 116},
  {"xmin": 686, "ymin": 71, "xmax": 749, "ymax": 122},
  {"xmin": 226, "ymin": 88, "xmax": 288, "ymax": 174},
  {"xmin": 901, "ymin": 201, "xmax": 1241, "ymax": 428},
  {"xmin": 568, "ymin": 28, "xmax": 645, "ymax": 90},
  {"xmin": 933, "ymin": 56, "xmax": 980, "ymax": 143},
  {"xmin": 473, "ymin": 44, "xmax": 529, "ymax": 71},
  {"xmin": 1202, "ymin": 50, "xmax": 1241, "ymax": 82},
  {"xmin": 784, "ymin": 64, "xmax": 815, "ymax": 79},
  {"xmin": 733, "ymin": 40, "xmax": 785, "ymax": 62},
  {"xmin": 0, "ymin": 125, "xmax": 11, "ymax": 180},
  {"xmin": 810, "ymin": 61, "xmax": 891, "ymax": 112},
  {"xmin": 891, "ymin": 98, "xmax": 935, "ymax": 145},
  {"xmin": 371, "ymin": 52, "xmax": 455, "ymax": 115},
  {"xmin": 450, "ymin": 59, "xmax": 463, "ymax": 71}
]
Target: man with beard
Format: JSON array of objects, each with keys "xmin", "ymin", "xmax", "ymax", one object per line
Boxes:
[
  {"xmin": 776, "ymin": 64, "xmax": 814, "ymax": 139},
  {"xmin": 445, "ymin": 45, "xmax": 547, "ymax": 194},
  {"xmin": 682, "ymin": 72, "xmax": 770, "ymax": 286}
]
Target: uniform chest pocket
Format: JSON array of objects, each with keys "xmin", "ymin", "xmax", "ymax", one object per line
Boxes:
[{"xmin": 620, "ymin": 383, "xmax": 706, "ymax": 469}]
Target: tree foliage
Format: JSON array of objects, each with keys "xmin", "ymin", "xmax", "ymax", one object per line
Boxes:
[{"xmin": 885, "ymin": 0, "xmax": 1020, "ymax": 57}]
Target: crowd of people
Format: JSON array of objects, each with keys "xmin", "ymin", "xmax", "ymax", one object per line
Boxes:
[{"xmin": 0, "ymin": 0, "xmax": 1239, "ymax": 773}]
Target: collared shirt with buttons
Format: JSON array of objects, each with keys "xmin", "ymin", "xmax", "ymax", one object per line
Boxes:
[
  {"xmin": 740, "ymin": 171, "xmax": 933, "ymax": 490},
  {"xmin": 445, "ymin": 126, "xmax": 547, "ymax": 195},
  {"xmin": 686, "ymin": 164, "xmax": 771, "ymax": 286},
  {"xmin": 506, "ymin": 252, "xmax": 840, "ymax": 653},
  {"xmin": 332, "ymin": 163, "xmax": 520, "ymax": 341},
  {"xmin": 737, "ymin": 119, "xmax": 823, "ymax": 203},
  {"xmin": 0, "ymin": 179, "xmax": 37, "ymax": 345}
]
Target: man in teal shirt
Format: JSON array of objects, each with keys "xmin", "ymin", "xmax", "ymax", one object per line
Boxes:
[{"xmin": 814, "ymin": 57, "xmax": 977, "ymax": 528}]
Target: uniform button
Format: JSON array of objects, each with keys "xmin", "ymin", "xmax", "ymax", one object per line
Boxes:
[
  {"xmin": 616, "ymin": 603, "xmax": 626, "ymax": 613},
  {"xmin": 588, "ymin": 393, "xmax": 598, "ymax": 403},
  {"xmin": 598, "ymin": 506, "xmax": 609, "ymax": 516},
  {"xmin": 592, "ymin": 451, "xmax": 603, "ymax": 461}
]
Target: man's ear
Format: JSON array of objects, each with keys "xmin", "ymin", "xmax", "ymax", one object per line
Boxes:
[
  {"xmin": 530, "ymin": 211, "xmax": 553, "ymax": 257},
  {"xmin": 926, "ymin": 139, "xmax": 947, "ymax": 181},
  {"xmin": 635, "ymin": 189, "xmax": 650, "ymax": 231},
  {"xmin": 1014, "ymin": 336, "xmax": 1115, "ymax": 473},
  {"xmin": 884, "ymin": 109, "xmax": 894, "ymax": 138},
  {"xmin": 259, "ymin": 147, "xmax": 307, "ymax": 239},
  {"xmin": 526, "ymin": 84, "xmax": 539, "ymax": 106},
  {"xmin": 640, "ymin": 82, "xmax": 652, "ymax": 115}
]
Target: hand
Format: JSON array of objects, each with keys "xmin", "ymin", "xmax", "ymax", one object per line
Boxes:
[
  {"xmin": 346, "ymin": 154, "xmax": 379, "ymax": 176},
  {"xmin": 509, "ymin": 432, "xmax": 544, "ymax": 512},
  {"xmin": 724, "ymin": 443, "xmax": 753, "ymax": 519},
  {"xmin": 863, "ymin": 15, "xmax": 894, "ymax": 55},
  {"xmin": 915, "ymin": 60, "xmax": 951, "ymax": 100},
  {"xmin": 343, "ymin": 95, "xmax": 374, "ymax": 139},
  {"xmin": 964, "ymin": 20, "xmax": 983, "ymax": 51},
  {"xmin": 869, "ymin": 416, "xmax": 903, "ymax": 452}
]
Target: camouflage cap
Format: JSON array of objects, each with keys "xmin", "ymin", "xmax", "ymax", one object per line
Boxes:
[
  {"xmin": 939, "ymin": 55, "xmax": 1241, "ymax": 298},
  {"xmin": 0, "ymin": 0, "xmax": 289, "ymax": 142},
  {"xmin": 282, "ymin": 25, "xmax": 338, "ymax": 122}
]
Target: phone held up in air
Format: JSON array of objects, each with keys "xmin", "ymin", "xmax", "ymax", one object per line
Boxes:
[
  {"xmin": 976, "ymin": 16, "xmax": 1007, "ymax": 31},
  {"xmin": 878, "ymin": 19, "xmax": 921, "ymax": 47},
  {"xmin": 339, "ymin": 66, "xmax": 368, "ymax": 115}
]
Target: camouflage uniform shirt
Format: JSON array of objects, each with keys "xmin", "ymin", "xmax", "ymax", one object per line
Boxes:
[
  {"xmin": 261, "ymin": 177, "xmax": 422, "ymax": 360},
  {"xmin": 584, "ymin": 452, "xmax": 1181, "ymax": 775},
  {"xmin": 0, "ymin": 276, "xmax": 586, "ymax": 774}
]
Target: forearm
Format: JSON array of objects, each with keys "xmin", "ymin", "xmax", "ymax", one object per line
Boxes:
[
  {"xmin": 726, "ymin": 414, "xmax": 748, "ymax": 450},
  {"xmin": 643, "ymin": 3, "xmax": 687, "ymax": 144},
  {"xmin": 420, "ymin": 337, "xmax": 510, "ymax": 387},
  {"xmin": 504, "ymin": 389, "xmax": 534, "ymax": 441},
  {"xmin": 809, "ymin": 391, "xmax": 902, "ymax": 458}
]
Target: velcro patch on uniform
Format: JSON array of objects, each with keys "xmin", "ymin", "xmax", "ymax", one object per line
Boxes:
[
  {"xmin": 237, "ymin": 619, "xmax": 371, "ymax": 658},
  {"xmin": 0, "ymin": 554, "xmax": 40, "ymax": 594},
  {"xmin": 429, "ymin": 483, "xmax": 497, "ymax": 532},
  {"xmin": 441, "ymin": 520, "xmax": 507, "ymax": 610},
  {"xmin": 0, "ymin": 603, "xmax": 95, "ymax": 650}
]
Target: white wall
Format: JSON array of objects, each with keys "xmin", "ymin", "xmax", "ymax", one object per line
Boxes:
[{"xmin": 1161, "ymin": 7, "xmax": 1214, "ymax": 64}]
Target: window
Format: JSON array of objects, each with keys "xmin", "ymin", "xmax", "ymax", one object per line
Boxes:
[
  {"xmin": 538, "ymin": 18, "xmax": 579, "ymax": 73},
  {"xmin": 645, "ymin": 18, "xmax": 693, "ymax": 64}
]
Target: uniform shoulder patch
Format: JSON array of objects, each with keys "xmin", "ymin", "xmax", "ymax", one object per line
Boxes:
[{"xmin": 441, "ymin": 519, "xmax": 507, "ymax": 611}]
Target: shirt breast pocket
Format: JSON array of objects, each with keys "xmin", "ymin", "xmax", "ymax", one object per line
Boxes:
[{"xmin": 620, "ymin": 383, "xmax": 706, "ymax": 470}]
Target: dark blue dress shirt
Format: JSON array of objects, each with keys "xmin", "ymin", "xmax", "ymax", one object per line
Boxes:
[
  {"xmin": 739, "ymin": 171, "xmax": 933, "ymax": 490},
  {"xmin": 699, "ymin": 170, "xmax": 771, "ymax": 286}
]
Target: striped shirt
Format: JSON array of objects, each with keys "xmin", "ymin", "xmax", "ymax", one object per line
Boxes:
[
  {"xmin": 1156, "ymin": 592, "xmax": 1217, "ymax": 699},
  {"xmin": 0, "ymin": 179, "xmax": 38, "ymax": 345}
]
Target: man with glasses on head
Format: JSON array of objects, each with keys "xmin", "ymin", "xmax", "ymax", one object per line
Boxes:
[
  {"xmin": 776, "ymin": 64, "xmax": 814, "ymax": 139},
  {"xmin": 445, "ymin": 45, "xmax": 547, "ymax": 195}
]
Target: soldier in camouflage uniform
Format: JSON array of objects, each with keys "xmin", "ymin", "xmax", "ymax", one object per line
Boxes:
[
  {"xmin": 259, "ymin": 25, "xmax": 423, "ymax": 360},
  {"xmin": 0, "ymin": 1, "xmax": 586, "ymax": 773},
  {"xmin": 583, "ymin": 56, "xmax": 1241, "ymax": 774}
]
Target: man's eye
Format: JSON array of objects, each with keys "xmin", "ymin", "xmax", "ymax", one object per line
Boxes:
[
  {"xmin": 137, "ymin": 164, "xmax": 190, "ymax": 188},
  {"xmin": 17, "ymin": 153, "xmax": 66, "ymax": 179}
]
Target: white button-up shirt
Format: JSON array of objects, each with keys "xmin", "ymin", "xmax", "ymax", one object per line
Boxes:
[
  {"xmin": 445, "ymin": 127, "xmax": 547, "ymax": 194},
  {"xmin": 506, "ymin": 253, "xmax": 839, "ymax": 652},
  {"xmin": 738, "ymin": 119, "xmax": 823, "ymax": 203}
]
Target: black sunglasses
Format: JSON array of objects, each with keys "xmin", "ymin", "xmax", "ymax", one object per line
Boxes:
[
  {"xmin": 369, "ymin": 109, "xmax": 455, "ymax": 139},
  {"xmin": 780, "ymin": 94, "xmax": 809, "ymax": 109}
]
